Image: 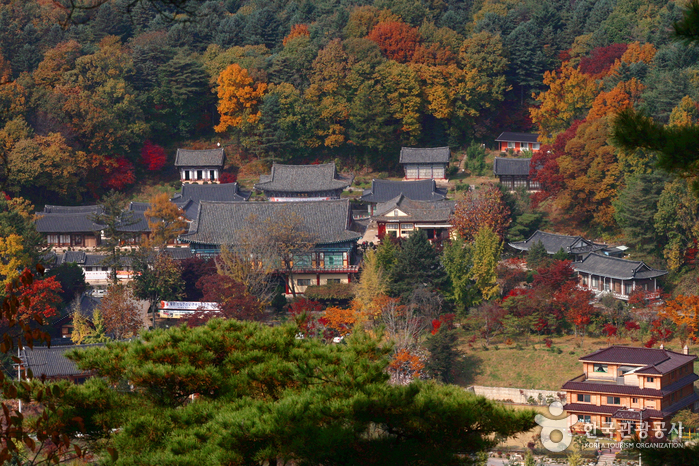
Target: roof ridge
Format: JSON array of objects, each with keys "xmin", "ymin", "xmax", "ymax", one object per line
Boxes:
[{"xmin": 586, "ymin": 251, "xmax": 642, "ymax": 265}]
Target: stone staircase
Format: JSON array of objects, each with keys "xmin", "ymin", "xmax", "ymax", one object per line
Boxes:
[{"xmin": 596, "ymin": 452, "xmax": 617, "ymax": 466}]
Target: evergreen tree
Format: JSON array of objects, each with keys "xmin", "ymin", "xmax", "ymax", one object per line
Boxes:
[
  {"xmin": 613, "ymin": 173, "xmax": 667, "ymax": 256},
  {"xmin": 55, "ymin": 320, "xmax": 536, "ymax": 464},
  {"xmin": 552, "ymin": 248, "xmax": 568, "ymax": 262},
  {"xmin": 390, "ymin": 230, "xmax": 446, "ymax": 299},
  {"xmin": 527, "ymin": 240, "xmax": 548, "ymax": 270},
  {"xmin": 425, "ymin": 326, "xmax": 459, "ymax": 383},
  {"xmin": 90, "ymin": 191, "xmax": 137, "ymax": 284}
]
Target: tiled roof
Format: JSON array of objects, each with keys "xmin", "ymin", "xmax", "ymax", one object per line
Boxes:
[
  {"xmin": 174, "ymin": 148, "xmax": 225, "ymax": 167},
  {"xmin": 43, "ymin": 205, "xmax": 102, "ymax": 214},
  {"xmin": 164, "ymin": 247, "xmax": 194, "ymax": 261},
  {"xmin": 35, "ymin": 211, "xmax": 105, "ymax": 233},
  {"xmin": 360, "ymin": 179, "xmax": 447, "ymax": 203},
  {"xmin": 495, "ymin": 132, "xmax": 539, "ymax": 143},
  {"xmin": 574, "ymin": 253, "xmax": 668, "ymax": 280},
  {"xmin": 509, "ymin": 230, "xmax": 605, "ymax": 255},
  {"xmin": 373, "ymin": 195, "xmax": 456, "ymax": 223},
  {"xmin": 399, "ymin": 147, "xmax": 450, "ymax": 164},
  {"xmin": 181, "ymin": 200, "xmax": 362, "ymax": 246},
  {"xmin": 171, "ymin": 183, "xmax": 250, "ymax": 220},
  {"xmin": 493, "ymin": 157, "xmax": 532, "ymax": 176},
  {"xmin": 563, "ymin": 403, "xmax": 619, "ymax": 415},
  {"xmin": 22, "ymin": 344, "xmax": 104, "ymax": 378},
  {"xmin": 579, "ymin": 346, "xmax": 695, "ymax": 370},
  {"xmin": 254, "ymin": 163, "xmax": 352, "ymax": 193},
  {"xmin": 119, "ymin": 207, "xmax": 150, "ymax": 233}
]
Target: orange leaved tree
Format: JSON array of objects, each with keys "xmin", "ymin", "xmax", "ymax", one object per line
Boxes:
[
  {"xmin": 660, "ymin": 295, "xmax": 699, "ymax": 347},
  {"xmin": 214, "ymin": 64, "xmax": 267, "ymax": 133}
]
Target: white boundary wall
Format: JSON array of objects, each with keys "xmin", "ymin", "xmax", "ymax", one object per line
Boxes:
[{"xmin": 466, "ymin": 385, "xmax": 566, "ymax": 405}]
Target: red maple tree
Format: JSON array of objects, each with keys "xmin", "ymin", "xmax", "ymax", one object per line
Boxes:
[
  {"xmin": 367, "ymin": 21, "xmax": 420, "ymax": 63},
  {"xmin": 188, "ymin": 275, "xmax": 262, "ymax": 326},
  {"xmin": 9, "ymin": 272, "xmax": 62, "ymax": 322},
  {"xmin": 102, "ymin": 157, "xmax": 136, "ymax": 190},
  {"xmin": 140, "ymin": 140, "xmax": 167, "ymax": 171},
  {"xmin": 579, "ymin": 43, "xmax": 628, "ymax": 78}
]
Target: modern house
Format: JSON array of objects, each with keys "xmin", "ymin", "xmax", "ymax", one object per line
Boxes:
[
  {"xmin": 179, "ymin": 200, "xmax": 363, "ymax": 295},
  {"xmin": 493, "ymin": 157, "xmax": 540, "ymax": 191},
  {"xmin": 171, "ymin": 182, "xmax": 250, "ymax": 220},
  {"xmin": 175, "ymin": 148, "xmax": 225, "ymax": 184},
  {"xmin": 254, "ymin": 163, "xmax": 353, "ymax": 201},
  {"xmin": 399, "ymin": 147, "xmax": 450, "ymax": 180},
  {"xmin": 360, "ymin": 179, "xmax": 447, "ymax": 215},
  {"xmin": 509, "ymin": 231, "xmax": 623, "ymax": 262},
  {"xmin": 563, "ymin": 346, "xmax": 698, "ymax": 438},
  {"xmin": 574, "ymin": 253, "xmax": 668, "ymax": 301},
  {"xmin": 35, "ymin": 205, "xmax": 104, "ymax": 249},
  {"xmin": 495, "ymin": 132, "xmax": 541, "ymax": 153},
  {"xmin": 373, "ymin": 195, "xmax": 456, "ymax": 242}
]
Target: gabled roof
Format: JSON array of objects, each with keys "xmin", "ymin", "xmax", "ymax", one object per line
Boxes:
[
  {"xmin": 181, "ymin": 200, "xmax": 362, "ymax": 246},
  {"xmin": 56, "ymin": 252, "xmax": 129, "ymax": 267},
  {"xmin": 174, "ymin": 148, "xmax": 225, "ymax": 168},
  {"xmin": 360, "ymin": 179, "xmax": 447, "ymax": 203},
  {"xmin": 495, "ymin": 132, "xmax": 539, "ymax": 143},
  {"xmin": 574, "ymin": 253, "xmax": 668, "ymax": 280},
  {"xmin": 373, "ymin": 195, "xmax": 456, "ymax": 223},
  {"xmin": 22, "ymin": 344, "xmax": 105, "ymax": 379},
  {"xmin": 493, "ymin": 157, "xmax": 532, "ymax": 176},
  {"xmin": 399, "ymin": 147, "xmax": 450, "ymax": 164},
  {"xmin": 579, "ymin": 346, "xmax": 695, "ymax": 371},
  {"xmin": 254, "ymin": 163, "xmax": 352, "ymax": 193},
  {"xmin": 509, "ymin": 230, "xmax": 606, "ymax": 255},
  {"xmin": 171, "ymin": 183, "xmax": 250, "ymax": 220}
]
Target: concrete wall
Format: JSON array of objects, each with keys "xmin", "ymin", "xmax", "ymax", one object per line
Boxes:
[{"xmin": 466, "ymin": 385, "xmax": 566, "ymax": 405}]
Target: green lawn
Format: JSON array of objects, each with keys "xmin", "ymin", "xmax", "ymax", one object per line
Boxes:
[{"xmin": 453, "ymin": 334, "xmax": 699, "ymax": 391}]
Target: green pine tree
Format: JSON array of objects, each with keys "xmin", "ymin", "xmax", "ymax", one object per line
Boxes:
[
  {"xmin": 425, "ymin": 326, "xmax": 459, "ymax": 383},
  {"xmin": 389, "ymin": 230, "xmax": 447, "ymax": 299},
  {"xmin": 527, "ymin": 240, "xmax": 548, "ymax": 269}
]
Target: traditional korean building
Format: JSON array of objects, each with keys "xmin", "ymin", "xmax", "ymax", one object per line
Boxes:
[
  {"xmin": 180, "ymin": 200, "xmax": 363, "ymax": 295},
  {"xmin": 254, "ymin": 163, "xmax": 353, "ymax": 201},
  {"xmin": 495, "ymin": 132, "xmax": 540, "ymax": 153},
  {"xmin": 563, "ymin": 346, "xmax": 698, "ymax": 438},
  {"xmin": 493, "ymin": 157, "xmax": 540, "ymax": 191},
  {"xmin": 373, "ymin": 195, "xmax": 456, "ymax": 242},
  {"xmin": 35, "ymin": 205, "xmax": 104, "ymax": 249},
  {"xmin": 171, "ymin": 182, "xmax": 250, "ymax": 220},
  {"xmin": 21, "ymin": 344, "xmax": 106, "ymax": 383},
  {"xmin": 360, "ymin": 179, "xmax": 447, "ymax": 215},
  {"xmin": 574, "ymin": 253, "xmax": 667, "ymax": 301},
  {"xmin": 509, "ymin": 230, "xmax": 623, "ymax": 262},
  {"xmin": 175, "ymin": 148, "xmax": 225, "ymax": 184},
  {"xmin": 399, "ymin": 147, "xmax": 450, "ymax": 180}
]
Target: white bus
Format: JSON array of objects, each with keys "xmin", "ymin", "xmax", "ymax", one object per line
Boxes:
[{"xmin": 158, "ymin": 301, "xmax": 221, "ymax": 319}]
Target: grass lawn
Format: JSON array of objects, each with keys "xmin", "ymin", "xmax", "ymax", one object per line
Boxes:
[{"xmin": 453, "ymin": 334, "xmax": 699, "ymax": 391}]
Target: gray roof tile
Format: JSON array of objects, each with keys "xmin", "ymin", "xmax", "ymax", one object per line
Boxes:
[
  {"xmin": 373, "ymin": 195, "xmax": 456, "ymax": 223},
  {"xmin": 574, "ymin": 253, "xmax": 668, "ymax": 280},
  {"xmin": 35, "ymin": 211, "xmax": 105, "ymax": 233},
  {"xmin": 254, "ymin": 163, "xmax": 352, "ymax": 193},
  {"xmin": 509, "ymin": 230, "xmax": 606, "ymax": 255},
  {"xmin": 495, "ymin": 132, "xmax": 539, "ymax": 143},
  {"xmin": 493, "ymin": 157, "xmax": 532, "ymax": 176},
  {"xmin": 399, "ymin": 147, "xmax": 450, "ymax": 164},
  {"xmin": 171, "ymin": 183, "xmax": 250, "ymax": 220},
  {"xmin": 22, "ymin": 344, "xmax": 105, "ymax": 379},
  {"xmin": 174, "ymin": 148, "xmax": 225, "ymax": 167},
  {"xmin": 43, "ymin": 205, "xmax": 102, "ymax": 214},
  {"xmin": 182, "ymin": 199, "xmax": 362, "ymax": 246},
  {"xmin": 360, "ymin": 179, "xmax": 447, "ymax": 203}
]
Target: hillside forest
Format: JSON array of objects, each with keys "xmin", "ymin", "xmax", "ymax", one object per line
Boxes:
[{"xmin": 1, "ymin": 0, "xmax": 699, "ymax": 279}]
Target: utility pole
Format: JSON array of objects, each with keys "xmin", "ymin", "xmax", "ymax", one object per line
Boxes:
[{"xmin": 17, "ymin": 346, "xmax": 21, "ymax": 414}]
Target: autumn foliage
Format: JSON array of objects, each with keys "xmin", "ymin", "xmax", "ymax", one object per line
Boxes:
[
  {"xmin": 140, "ymin": 140, "xmax": 167, "ymax": 171},
  {"xmin": 660, "ymin": 295, "xmax": 699, "ymax": 346},
  {"xmin": 283, "ymin": 24, "xmax": 310, "ymax": 46},
  {"xmin": 451, "ymin": 185, "xmax": 511, "ymax": 242},
  {"xmin": 368, "ymin": 21, "xmax": 420, "ymax": 63},
  {"xmin": 10, "ymin": 272, "xmax": 62, "ymax": 322},
  {"xmin": 192, "ymin": 274, "xmax": 263, "ymax": 325},
  {"xmin": 214, "ymin": 64, "xmax": 267, "ymax": 133},
  {"xmin": 579, "ymin": 43, "xmax": 628, "ymax": 77},
  {"xmin": 101, "ymin": 157, "xmax": 136, "ymax": 191}
]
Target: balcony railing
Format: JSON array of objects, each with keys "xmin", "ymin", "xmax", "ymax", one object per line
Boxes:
[{"xmin": 293, "ymin": 265, "xmax": 360, "ymax": 273}]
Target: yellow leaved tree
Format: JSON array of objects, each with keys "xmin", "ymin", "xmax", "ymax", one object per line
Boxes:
[
  {"xmin": 660, "ymin": 295, "xmax": 699, "ymax": 347},
  {"xmin": 0, "ymin": 234, "xmax": 29, "ymax": 286},
  {"xmin": 214, "ymin": 63, "xmax": 267, "ymax": 133}
]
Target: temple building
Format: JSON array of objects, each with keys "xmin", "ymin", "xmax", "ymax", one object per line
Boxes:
[
  {"xmin": 493, "ymin": 157, "xmax": 540, "ymax": 191},
  {"xmin": 372, "ymin": 195, "xmax": 455, "ymax": 242},
  {"xmin": 254, "ymin": 163, "xmax": 353, "ymax": 201},
  {"xmin": 175, "ymin": 148, "xmax": 225, "ymax": 184},
  {"xmin": 360, "ymin": 179, "xmax": 447, "ymax": 215},
  {"xmin": 399, "ymin": 147, "xmax": 450, "ymax": 180},
  {"xmin": 179, "ymin": 199, "xmax": 363, "ymax": 295}
]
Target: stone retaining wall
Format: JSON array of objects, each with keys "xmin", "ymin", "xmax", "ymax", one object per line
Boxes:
[{"xmin": 466, "ymin": 385, "xmax": 566, "ymax": 405}]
